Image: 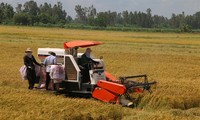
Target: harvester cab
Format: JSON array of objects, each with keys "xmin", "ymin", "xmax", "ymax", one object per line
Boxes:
[
  {"xmin": 38, "ymin": 40, "xmax": 106, "ymax": 94},
  {"xmin": 62, "ymin": 53, "xmax": 106, "ymax": 93},
  {"xmin": 37, "ymin": 40, "xmax": 156, "ymax": 107}
]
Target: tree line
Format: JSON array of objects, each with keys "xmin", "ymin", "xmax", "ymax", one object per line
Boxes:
[
  {"xmin": 0, "ymin": 1, "xmax": 200, "ymax": 32},
  {"xmin": 0, "ymin": 1, "xmax": 71, "ymax": 26}
]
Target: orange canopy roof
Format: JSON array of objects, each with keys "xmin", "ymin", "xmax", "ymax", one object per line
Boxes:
[{"xmin": 64, "ymin": 40, "xmax": 103, "ymax": 49}]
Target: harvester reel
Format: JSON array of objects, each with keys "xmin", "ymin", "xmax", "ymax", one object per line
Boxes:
[{"xmin": 119, "ymin": 74, "xmax": 156, "ymax": 107}]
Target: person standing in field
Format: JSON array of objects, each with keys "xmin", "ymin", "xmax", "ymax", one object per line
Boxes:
[
  {"xmin": 43, "ymin": 51, "xmax": 57, "ymax": 90},
  {"xmin": 23, "ymin": 48, "xmax": 41, "ymax": 90},
  {"xmin": 50, "ymin": 64, "xmax": 65, "ymax": 92}
]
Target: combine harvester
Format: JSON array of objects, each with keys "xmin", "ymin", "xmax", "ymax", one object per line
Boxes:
[{"xmin": 38, "ymin": 40, "xmax": 156, "ymax": 107}]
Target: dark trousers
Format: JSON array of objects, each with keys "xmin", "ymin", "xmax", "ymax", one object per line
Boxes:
[
  {"xmin": 46, "ymin": 72, "xmax": 50, "ymax": 90},
  {"xmin": 27, "ymin": 68, "xmax": 36, "ymax": 89},
  {"xmin": 81, "ymin": 64, "xmax": 90, "ymax": 83}
]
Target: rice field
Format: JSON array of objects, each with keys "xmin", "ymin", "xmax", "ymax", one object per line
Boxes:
[{"xmin": 0, "ymin": 25, "xmax": 200, "ymax": 120}]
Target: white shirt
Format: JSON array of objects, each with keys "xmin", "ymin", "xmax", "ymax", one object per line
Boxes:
[{"xmin": 43, "ymin": 55, "xmax": 57, "ymax": 72}]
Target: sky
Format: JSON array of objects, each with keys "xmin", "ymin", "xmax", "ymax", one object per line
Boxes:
[{"xmin": 2, "ymin": 0, "xmax": 200, "ymax": 18}]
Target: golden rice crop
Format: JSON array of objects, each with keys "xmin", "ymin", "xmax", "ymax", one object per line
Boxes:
[{"xmin": 0, "ymin": 25, "xmax": 200, "ymax": 120}]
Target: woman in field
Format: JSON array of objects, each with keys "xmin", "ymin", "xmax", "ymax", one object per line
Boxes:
[
  {"xmin": 23, "ymin": 48, "xmax": 41, "ymax": 90},
  {"xmin": 50, "ymin": 64, "xmax": 65, "ymax": 91}
]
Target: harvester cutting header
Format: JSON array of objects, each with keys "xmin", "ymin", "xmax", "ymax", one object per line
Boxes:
[{"xmin": 37, "ymin": 40, "xmax": 156, "ymax": 107}]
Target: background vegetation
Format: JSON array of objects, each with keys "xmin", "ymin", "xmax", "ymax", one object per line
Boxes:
[
  {"xmin": 0, "ymin": 25, "xmax": 200, "ymax": 119},
  {"xmin": 0, "ymin": 0, "xmax": 200, "ymax": 32}
]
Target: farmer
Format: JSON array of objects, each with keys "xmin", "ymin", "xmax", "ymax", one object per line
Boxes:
[
  {"xmin": 70, "ymin": 46, "xmax": 79, "ymax": 62},
  {"xmin": 43, "ymin": 51, "xmax": 57, "ymax": 90},
  {"xmin": 80, "ymin": 48, "xmax": 99, "ymax": 82},
  {"xmin": 70, "ymin": 46, "xmax": 79, "ymax": 58},
  {"xmin": 50, "ymin": 64, "xmax": 65, "ymax": 92},
  {"xmin": 23, "ymin": 48, "xmax": 42, "ymax": 90}
]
